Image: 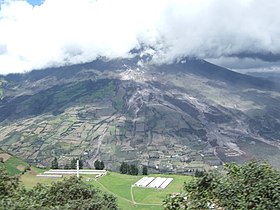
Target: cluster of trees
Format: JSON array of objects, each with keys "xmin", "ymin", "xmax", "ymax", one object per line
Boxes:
[
  {"xmin": 163, "ymin": 161, "xmax": 280, "ymax": 210},
  {"xmin": 119, "ymin": 162, "xmax": 148, "ymax": 175},
  {"xmin": 51, "ymin": 157, "xmax": 83, "ymax": 169},
  {"xmin": 64, "ymin": 158, "xmax": 83, "ymax": 170},
  {"xmin": 194, "ymin": 169, "xmax": 205, "ymax": 177},
  {"xmin": 94, "ymin": 159, "xmax": 105, "ymax": 170},
  {"xmin": 120, "ymin": 162, "xmax": 139, "ymax": 175},
  {"xmin": 0, "ymin": 168, "xmax": 117, "ymax": 210},
  {"xmin": 142, "ymin": 165, "xmax": 148, "ymax": 175}
]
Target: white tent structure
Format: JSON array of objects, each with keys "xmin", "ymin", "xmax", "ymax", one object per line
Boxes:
[{"xmin": 133, "ymin": 176, "xmax": 173, "ymax": 189}]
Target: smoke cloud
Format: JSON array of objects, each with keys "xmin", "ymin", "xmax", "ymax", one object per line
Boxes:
[{"xmin": 0, "ymin": 0, "xmax": 280, "ymax": 74}]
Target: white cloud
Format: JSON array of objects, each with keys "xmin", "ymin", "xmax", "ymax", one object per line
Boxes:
[
  {"xmin": 206, "ymin": 56, "xmax": 280, "ymax": 70},
  {"xmin": 0, "ymin": 0, "xmax": 280, "ymax": 74}
]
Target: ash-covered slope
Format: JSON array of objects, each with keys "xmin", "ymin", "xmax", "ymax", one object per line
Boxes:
[{"xmin": 0, "ymin": 58, "xmax": 279, "ymax": 171}]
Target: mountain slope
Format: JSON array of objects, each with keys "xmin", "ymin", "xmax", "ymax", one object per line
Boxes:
[
  {"xmin": 0, "ymin": 58, "xmax": 279, "ymax": 171},
  {"xmin": 0, "ymin": 149, "xmax": 30, "ymax": 175}
]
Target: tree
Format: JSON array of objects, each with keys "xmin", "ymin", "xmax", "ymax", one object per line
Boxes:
[
  {"xmin": 128, "ymin": 164, "xmax": 138, "ymax": 175},
  {"xmin": 132, "ymin": 164, "xmax": 139, "ymax": 175},
  {"xmin": 94, "ymin": 159, "xmax": 104, "ymax": 170},
  {"xmin": 69, "ymin": 158, "xmax": 83, "ymax": 169},
  {"xmin": 0, "ymin": 168, "xmax": 19, "ymax": 198},
  {"xmin": 127, "ymin": 164, "xmax": 131, "ymax": 175},
  {"xmin": 163, "ymin": 161, "xmax": 280, "ymax": 210},
  {"xmin": 120, "ymin": 163, "xmax": 138, "ymax": 175},
  {"xmin": 120, "ymin": 162, "xmax": 124, "ymax": 174},
  {"xmin": 0, "ymin": 168, "xmax": 118, "ymax": 210},
  {"xmin": 70, "ymin": 158, "xmax": 76, "ymax": 169},
  {"xmin": 51, "ymin": 157, "xmax": 58, "ymax": 169},
  {"xmin": 79, "ymin": 159, "xmax": 83, "ymax": 169},
  {"xmin": 94, "ymin": 160, "xmax": 100, "ymax": 170},
  {"xmin": 142, "ymin": 165, "xmax": 148, "ymax": 175},
  {"xmin": 63, "ymin": 164, "xmax": 70, "ymax": 169},
  {"xmin": 134, "ymin": 165, "xmax": 139, "ymax": 175},
  {"xmin": 120, "ymin": 162, "xmax": 128, "ymax": 174},
  {"xmin": 194, "ymin": 169, "xmax": 204, "ymax": 177},
  {"xmin": 100, "ymin": 160, "xmax": 105, "ymax": 170}
]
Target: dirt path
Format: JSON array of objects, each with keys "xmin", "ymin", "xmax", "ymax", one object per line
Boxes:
[
  {"xmin": 94, "ymin": 180, "xmax": 162, "ymax": 207},
  {"xmin": 130, "ymin": 185, "xmax": 162, "ymax": 206},
  {"xmin": 130, "ymin": 185, "xmax": 136, "ymax": 204},
  {"xmin": 95, "ymin": 179, "xmax": 133, "ymax": 204}
]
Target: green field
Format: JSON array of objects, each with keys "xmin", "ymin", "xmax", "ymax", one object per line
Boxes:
[
  {"xmin": 88, "ymin": 172, "xmax": 193, "ymax": 210},
  {"xmin": 19, "ymin": 171, "xmax": 192, "ymax": 210},
  {"xmin": 0, "ymin": 154, "xmax": 30, "ymax": 175},
  {"xmin": 20, "ymin": 171, "xmax": 65, "ymax": 189},
  {"xmin": 0, "ymin": 151, "xmax": 192, "ymax": 210},
  {"xmin": 2, "ymin": 149, "xmax": 278, "ymax": 210}
]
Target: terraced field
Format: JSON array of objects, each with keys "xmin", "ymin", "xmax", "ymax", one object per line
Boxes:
[
  {"xmin": 0, "ymin": 151, "xmax": 30, "ymax": 175},
  {"xmin": 1, "ymin": 58, "xmax": 280, "ymax": 174}
]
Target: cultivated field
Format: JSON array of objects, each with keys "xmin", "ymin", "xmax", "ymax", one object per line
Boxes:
[{"xmin": 0, "ymin": 152, "xmax": 30, "ymax": 175}]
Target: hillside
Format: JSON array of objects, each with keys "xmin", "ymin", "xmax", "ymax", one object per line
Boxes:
[
  {"xmin": 0, "ymin": 57, "xmax": 279, "ymax": 172},
  {"xmin": 0, "ymin": 149, "xmax": 30, "ymax": 175}
]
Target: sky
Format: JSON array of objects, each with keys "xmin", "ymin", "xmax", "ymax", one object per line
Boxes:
[
  {"xmin": 0, "ymin": 0, "xmax": 280, "ymax": 74},
  {"xmin": 26, "ymin": 0, "xmax": 43, "ymax": 6}
]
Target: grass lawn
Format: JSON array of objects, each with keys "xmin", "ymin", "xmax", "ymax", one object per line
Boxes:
[
  {"xmin": 20, "ymin": 170, "xmax": 64, "ymax": 189},
  {"xmin": 89, "ymin": 172, "xmax": 193, "ymax": 210},
  {"xmin": 19, "ymin": 170, "xmax": 192, "ymax": 210}
]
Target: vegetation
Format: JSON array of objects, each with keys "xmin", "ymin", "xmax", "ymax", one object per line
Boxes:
[
  {"xmin": 0, "ymin": 168, "xmax": 118, "ymax": 210},
  {"xmin": 0, "ymin": 168, "xmax": 19, "ymax": 199},
  {"xmin": 20, "ymin": 170, "xmax": 63, "ymax": 189},
  {"xmin": 142, "ymin": 165, "xmax": 148, "ymax": 175},
  {"xmin": 129, "ymin": 164, "xmax": 139, "ymax": 175},
  {"xmin": 194, "ymin": 169, "xmax": 204, "ymax": 177},
  {"xmin": 1, "ymin": 59, "xmax": 280, "ymax": 173},
  {"xmin": 18, "ymin": 169, "xmax": 191, "ymax": 210},
  {"xmin": 163, "ymin": 162, "xmax": 280, "ymax": 209},
  {"xmin": 10, "ymin": 165, "xmax": 191, "ymax": 210},
  {"xmin": 70, "ymin": 158, "xmax": 83, "ymax": 169},
  {"xmin": 94, "ymin": 159, "xmax": 105, "ymax": 170},
  {"xmin": 0, "ymin": 153, "xmax": 30, "ymax": 175},
  {"xmin": 120, "ymin": 162, "xmax": 139, "ymax": 175},
  {"xmin": 50, "ymin": 157, "xmax": 58, "ymax": 169},
  {"xmin": 90, "ymin": 172, "xmax": 192, "ymax": 210}
]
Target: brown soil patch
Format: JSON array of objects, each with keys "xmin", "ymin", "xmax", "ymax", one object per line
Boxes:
[
  {"xmin": 0, "ymin": 153, "xmax": 11, "ymax": 162},
  {"xmin": 16, "ymin": 165, "xmax": 26, "ymax": 171},
  {"xmin": 29, "ymin": 168, "xmax": 37, "ymax": 175}
]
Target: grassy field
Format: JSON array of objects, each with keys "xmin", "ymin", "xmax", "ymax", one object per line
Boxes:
[
  {"xmin": 0, "ymin": 151, "xmax": 192, "ymax": 209},
  {"xmin": 19, "ymin": 171, "xmax": 192, "ymax": 210},
  {"xmin": 0, "ymin": 152, "xmax": 30, "ymax": 175},
  {"xmin": 20, "ymin": 170, "xmax": 65, "ymax": 189},
  {"xmin": 88, "ymin": 172, "xmax": 193, "ymax": 210}
]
